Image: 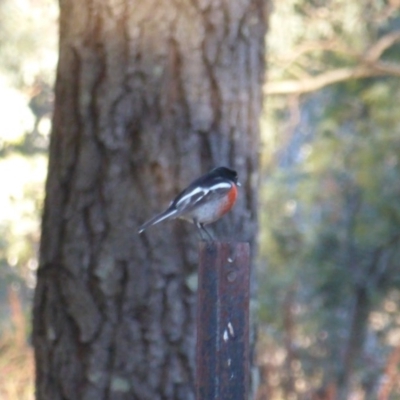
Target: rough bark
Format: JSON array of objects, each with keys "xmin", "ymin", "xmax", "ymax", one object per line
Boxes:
[{"xmin": 33, "ymin": 1, "xmax": 266, "ymax": 399}]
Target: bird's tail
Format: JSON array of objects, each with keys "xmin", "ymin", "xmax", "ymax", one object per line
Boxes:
[{"xmin": 138, "ymin": 208, "xmax": 177, "ymax": 233}]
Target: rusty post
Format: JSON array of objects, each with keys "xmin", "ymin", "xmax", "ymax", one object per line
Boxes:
[{"xmin": 196, "ymin": 242, "xmax": 250, "ymax": 400}]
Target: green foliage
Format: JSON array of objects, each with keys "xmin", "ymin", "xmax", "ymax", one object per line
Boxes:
[{"xmin": 259, "ymin": 1, "xmax": 400, "ymax": 398}]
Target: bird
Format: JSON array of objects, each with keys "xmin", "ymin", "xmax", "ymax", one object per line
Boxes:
[{"xmin": 138, "ymin": 166, "xmax": 240, "ymax": 240}]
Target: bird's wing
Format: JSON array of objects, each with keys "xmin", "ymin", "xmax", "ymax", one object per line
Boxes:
[{"xmin": 173, "ymin": 180, "xmax": 232, "ymax": 215}]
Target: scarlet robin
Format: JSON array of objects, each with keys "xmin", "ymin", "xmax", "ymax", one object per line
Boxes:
[{"xmin": 138, "ymin": 166, "xmax": 240, "ymax": 240}]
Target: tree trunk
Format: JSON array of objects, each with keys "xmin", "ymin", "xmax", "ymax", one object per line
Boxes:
[{"xmin": 33, "ymin": 1, "xmax": 266, "ymax": 399}]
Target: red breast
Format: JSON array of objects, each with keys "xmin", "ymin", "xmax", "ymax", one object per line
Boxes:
[{"xmin": 219, "ymin": 184, "xmax": 238, "ymax": 216}]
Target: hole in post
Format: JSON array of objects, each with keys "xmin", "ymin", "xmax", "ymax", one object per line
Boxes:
[{"xmin": 227, "ymin": 270, "xmax": 237, "ymax": 282}]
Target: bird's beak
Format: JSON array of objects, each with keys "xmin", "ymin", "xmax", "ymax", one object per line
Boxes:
[{"xmin": 237, "ymin": 181, "xmax": 241, "ymax": 187}]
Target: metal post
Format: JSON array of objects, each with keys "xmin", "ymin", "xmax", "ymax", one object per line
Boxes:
[{"xmin": 196, "ymin": 242, "xmax": 250, "ymax": 400}]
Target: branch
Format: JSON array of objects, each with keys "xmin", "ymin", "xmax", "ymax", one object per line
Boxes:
[
  {"xmin": 364, "ymin": 31, "xmax": 400, "ymax": 62},
  {"xmin": 265, "ymin": 66, "xmax": 376, "ymax": 95},
  {"xmin": 265, "ymin": 62, "xmax": 400, "ymax": 95},
  {"xmin": 266, "ymin": 31, "xmax": 400, "ymax": 95}
]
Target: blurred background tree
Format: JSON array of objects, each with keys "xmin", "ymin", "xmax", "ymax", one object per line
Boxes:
[
  {"xmin": 0, "ymin": 0, "xmax": 57, "ymax": 399},
  {"xmin": 257, "ymin": 1, "xmax": 400, "ymax": 399},
  {"xmin": 2, "ymin": 0, "xmax": 400, "ymax": 399}
]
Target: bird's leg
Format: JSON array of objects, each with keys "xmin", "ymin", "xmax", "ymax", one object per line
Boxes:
[
  {"xmin": 194, "ymin": 220, "xmax": 214, "ymax": 242},
  {"xmin": 200, "ymin": 223, "xmax": 214, "ymax": 242},
  {"xmin": 194, "ymin": 220, "xmax": 207, "ymax": 241}
]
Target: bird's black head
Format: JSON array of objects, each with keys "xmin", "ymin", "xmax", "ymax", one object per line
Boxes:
[{"xmin": 211, "ymin": 166, "xmax": 239, "ymax": 184}]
